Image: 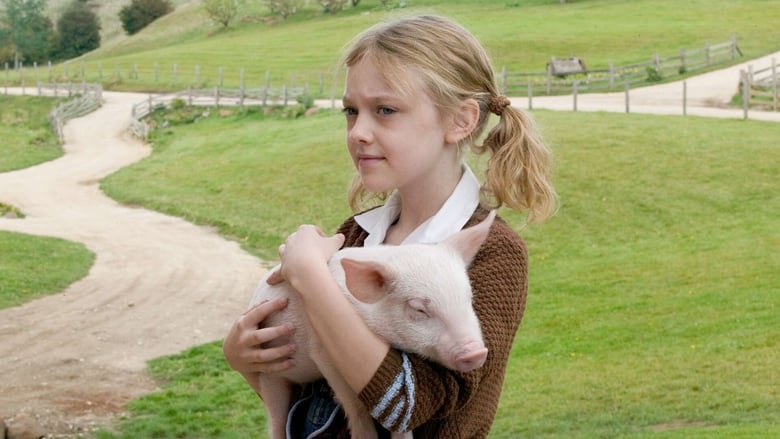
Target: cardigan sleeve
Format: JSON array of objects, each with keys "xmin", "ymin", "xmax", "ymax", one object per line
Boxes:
[{"xmin": 355, "ymin": 212, "xmax": 529, "ymax": 434}]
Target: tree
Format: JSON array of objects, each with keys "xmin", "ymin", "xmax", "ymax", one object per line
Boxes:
[
  {"xmin": 203, "ymin": 0, "xmax": 244, "ymax": 28},
  {"xmin": 263, "ymin": 0, "xmax": 300, "ymax": 19},
  {"xmin": 119, "ymin": 0, "xmax": 173, "ymax": 36},
  {"xmin": 55, "ymin": 0, "xmax": 100, "ymax": 60},
  {"xmin": 320, "ymin": 0, "xmax": 346, "ymax": 14},
  {"xmin": 0, "ymin": 0, "xmax": 55, "ymax": 64}
]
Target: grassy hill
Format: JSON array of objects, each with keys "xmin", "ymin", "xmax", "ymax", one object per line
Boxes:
[{"xmin": 26, "ymin": 0, "xmax": 780, "ymax": 93}]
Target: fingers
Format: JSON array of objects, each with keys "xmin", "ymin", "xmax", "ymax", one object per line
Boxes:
[
  {"xmin": 242, "ymin": 297, "xmax": 289, "ymax": 323},
  {"xmin": 266, "ymin": 268, "xmax": 285, "ymax": 285}
]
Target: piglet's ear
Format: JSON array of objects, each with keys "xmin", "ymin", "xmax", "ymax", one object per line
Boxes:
[
  {"xmin": 443, "ymin": 210, "xmax": 496, "ymax": 266},
  {"xmin": 341, "ymin": 258, "xmax": 392, "ymax": 304}
]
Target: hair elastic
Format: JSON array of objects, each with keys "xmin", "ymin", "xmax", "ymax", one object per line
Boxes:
[{"xmin": 488, "ymin": 95, "xmax": 511, "ymax": 116}]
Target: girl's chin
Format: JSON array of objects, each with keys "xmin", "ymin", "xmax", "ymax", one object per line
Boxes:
[{"xmin": 359, "ymin": 178, "xmax": 394, "ymax": 194}]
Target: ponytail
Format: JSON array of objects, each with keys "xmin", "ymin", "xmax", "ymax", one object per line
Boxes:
[{"xmin": 472, "ymin": 100, "xmax": 558, "ymax": 224}]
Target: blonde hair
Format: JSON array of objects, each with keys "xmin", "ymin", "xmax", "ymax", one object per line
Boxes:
[{"xmin": 342, "ymin": 15, "xmax": 557, "ymax": 224}]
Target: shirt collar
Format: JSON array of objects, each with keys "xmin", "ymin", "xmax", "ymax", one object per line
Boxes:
[{"xmin": 354, "ymin": 165, "xmax": 481, "ymax": 246}]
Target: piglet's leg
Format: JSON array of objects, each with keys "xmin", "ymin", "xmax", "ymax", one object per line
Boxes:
[{"xmin": 258, "ymin": 376, "xmax": 292, "ymax": 439}]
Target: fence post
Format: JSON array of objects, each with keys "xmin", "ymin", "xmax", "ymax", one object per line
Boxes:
[
  {"xmin": 527, "ymin": 80, "xmax": 533, "ymax": 110},
  {"xmin": 609, "ymin": 61, "xmax": 614, "ymax": 89},
  {"xmin": 546, "ymin": 64, "xmax": 552, "ymax": 95},
  {"xmin": 219, "ymin": 66, "xmax": 224, "ymax": 88},
  {"xmin": 239, "ymin": 68, "xmax": 245, "ymax": 106},
  {"xmin": 682, "ymin": 81, "xmax": 687, "ymax": 116},
  {"xmin": 705, "ymin": 42, "xmax": 711, "ymax": 65},
  {"xmin": 680, "ymin": 48, "xmax": 687, "ymax": 73},
  {"xmin": 653, "ymin": 53, "xmax": 660, "ymax": 72},
  {"xmin": 33, "ymin": 62, "xmax": 38, "ymax": 83},
  {"xmin": 283, "ymin": 85, "xmax": 288, "ymax": 106},
  {"xmin": 37, "ymin": 79, "xmax": 41, "ymax": 96},
  {"xmin": 730, "ymin": 35, "xmax": 737, "ymax": 60},
  {"xmin": 624, "ymin": 81, "xmax": 630, "ymax": 113},
  {"xmin": 572, "ymin": 81, "xmax": 578, "ymax": 111},
  {"xmin": 741, "ymin": 70, "xmax": 749, "ymax": 120},
  {"xmin": 772, "ymin": 58, "xmax": 777, "ymax": 112},
  {"xmin": 215, "ymin": 86, "xmax": 220, "ymax": 107}
]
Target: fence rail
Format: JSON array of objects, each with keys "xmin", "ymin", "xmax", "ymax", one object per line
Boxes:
[
  {"xmin": 741, "ymin": 57, "xmax": 779, "ymax": 112},
  {"xmin": 129, "ymin": 85, "xmax": 308, "ymax": 139},
  {"xmin": 498, "ymin": 37, "xmax": 741, "ymax": 96},
  {"xmin": 35, "ymin": 82, "xmax": 103, "ymax": 141}
]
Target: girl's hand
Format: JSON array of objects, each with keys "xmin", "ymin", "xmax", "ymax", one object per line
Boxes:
[
  {"xmin": 277, "ymin": 225, "xmax": 345, "ymax": 293},
  {"xmin": 222, "ymin": 298, "xmax": 296, "ymax": 378}
]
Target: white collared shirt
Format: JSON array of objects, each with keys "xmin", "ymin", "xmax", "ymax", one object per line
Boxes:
[{"xmin": 354, "ymin": 165, "xmax": 481, "ymax": 247}]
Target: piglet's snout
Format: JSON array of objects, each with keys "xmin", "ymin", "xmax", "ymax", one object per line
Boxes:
[{"xmin": 453, "ymin": 341, "xmax": 488, "ymax": 372}]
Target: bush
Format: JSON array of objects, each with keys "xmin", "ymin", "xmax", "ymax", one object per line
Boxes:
[
  {"xmin": 119, "ymin": 0, "xmax": 173, "ymax": 35},
  {"xmin": 55, "ymin": 0, "xmax": 101, "ymax": 60}
]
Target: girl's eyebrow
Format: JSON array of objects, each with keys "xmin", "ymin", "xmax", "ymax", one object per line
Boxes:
[{"xmin": 342, "ymin": 93, "xmax": 402, "ymax": 106}]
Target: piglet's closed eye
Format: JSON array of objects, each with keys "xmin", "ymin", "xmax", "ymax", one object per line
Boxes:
[{"xmin": 341, "ymin": 258, "xmax": 393, "ymax": 304}]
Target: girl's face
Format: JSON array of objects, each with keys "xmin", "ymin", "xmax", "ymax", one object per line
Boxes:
[{"xmin": 342, "ymin": 58, "xmax": 460, "ymax": 195}]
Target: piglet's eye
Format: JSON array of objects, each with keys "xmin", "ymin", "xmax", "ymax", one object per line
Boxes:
[{"xmin": 407, "ymin": 298, "xmax": 431, "ymax": 320}]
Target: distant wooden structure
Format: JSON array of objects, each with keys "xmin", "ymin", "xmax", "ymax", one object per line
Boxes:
[{"xmin": 547, "ymin": 56, "xmax": 587, "ymax": 77}]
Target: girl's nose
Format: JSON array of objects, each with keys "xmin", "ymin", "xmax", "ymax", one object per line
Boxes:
[{"xmin": 348, "ymin": 114, "xmax": 373, "ymax": 144}]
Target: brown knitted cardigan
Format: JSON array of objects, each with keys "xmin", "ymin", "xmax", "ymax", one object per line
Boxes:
[{"xmin": 322, "ymin": 207, "xmax": 528, "ymax": 438}]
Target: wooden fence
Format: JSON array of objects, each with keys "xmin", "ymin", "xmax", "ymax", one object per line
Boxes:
[
  {"xmin": 129, "ymin": 85, "xmax": 308, "ymax": 139},
  {"xmin": 3, "ymin": 60, "xmax": 328, "ymax": 97},
  {"xmin": 3, "ymin": 37, "xmax": 741, "ymax": 99},
  {"xmin": 498, "ymin": 37, "xmax": 741, "ymax": 96},
  {"xmin": 6, "ymin": 82, "xmax": 107, "ymax": 141},
  {"xmin": 741, "ymin": 57, "xmax": 779, "ymax": 112}
]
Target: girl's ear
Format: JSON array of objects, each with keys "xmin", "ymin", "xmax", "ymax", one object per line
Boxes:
[{"xmin": 445, "ymin": 98, "xmax": 480, "ymax": 145}]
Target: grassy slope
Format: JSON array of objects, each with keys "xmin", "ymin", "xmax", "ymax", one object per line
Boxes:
[
  {"xmin": 26, "ymin": 0, "xmax": 780, "ymax": 91},
  {"xmin": 0, "ymin": 230, "xmax": 95, "ymax": 307},
  {"xmin": 0, "ymin": 95, "xmax": 64, "ymax": 172},
  {"xmin": 99, "ymin": 107, "xmax": 780, "ymax": 437}
]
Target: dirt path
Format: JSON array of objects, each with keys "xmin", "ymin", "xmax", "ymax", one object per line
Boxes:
[{"xmin": 0, "ymin": 92, "xmax": 264, "ymax": 436}]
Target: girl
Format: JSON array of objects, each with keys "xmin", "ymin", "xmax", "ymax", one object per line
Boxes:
[{"xmin": 223, "ymin": 14, "xmax": 556, "ymax": 438}]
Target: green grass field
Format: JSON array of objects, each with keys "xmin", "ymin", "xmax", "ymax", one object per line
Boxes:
[
  {"xmin": 2, "ymin": 0, "xmax": 779, "ymax": 437},
  {"xmin": 0, "ymin": 95, "xmax": 65, "ymax": 172},
  {"xmin": 0, "ymin": 230, "xmax": 95, "ymax": 307},
  {"xmin": 96, "ymin": 107, "xmax": 779, "ymax": 438}
]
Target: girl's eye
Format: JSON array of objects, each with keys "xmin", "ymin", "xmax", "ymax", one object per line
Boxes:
[
  {"xmin": 342, "ymin": 107, "xmax": 357, "ymax": 116},
  {"xmin": 378, "ymin": 107, "xmax": 396, "ymax": 116}
]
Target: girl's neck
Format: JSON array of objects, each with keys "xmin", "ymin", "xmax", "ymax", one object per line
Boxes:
[{"xmin": 384, "ymin": 166, "xmax": 464, "ymax": 245}]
